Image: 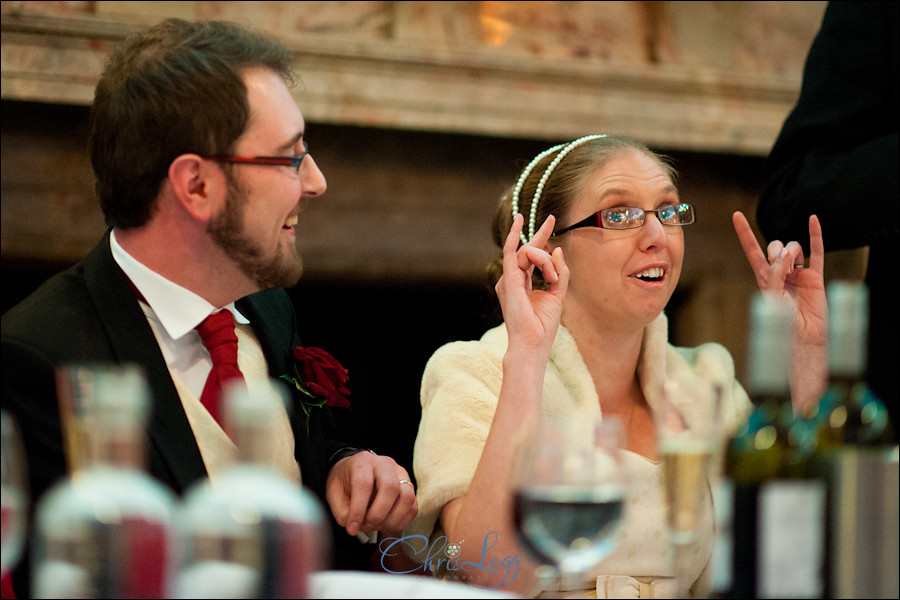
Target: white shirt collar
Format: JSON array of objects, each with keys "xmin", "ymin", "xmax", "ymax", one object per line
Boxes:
[{"xmin": 109, "ymin": 229, "xmax": 250, "ymax": 340}]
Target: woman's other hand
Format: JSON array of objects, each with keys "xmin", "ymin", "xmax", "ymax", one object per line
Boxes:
[{"xmin": 733, "ymin": 211, "xmax": 827, "ymax": 412}]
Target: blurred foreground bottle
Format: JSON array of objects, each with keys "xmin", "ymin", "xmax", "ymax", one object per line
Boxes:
[
  {"xmin": 812, "ymin": 280, "xmax": 893, "ymax": 446},
  {"xmin": 722, "ymin": 293, "xmax": 826, "ymax": 599},
  {"xmin": 810, "ymin": 280, "xmax": 898, "ymax": 599},
  {"xmin": 32, "ymin": 364, "xmax": 176, "ymax": 598},
  {"xmin": 175, "ymin": 379, "xmax": 329, "ymax": 599}
]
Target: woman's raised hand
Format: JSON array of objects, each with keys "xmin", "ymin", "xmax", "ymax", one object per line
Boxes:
[
  {"xmin": 733, "ymin": 211, "xmax": 827, "ymax": 411},
  {"xmin": 496, "ymin": 214, "xmax": 569, "ymax": 355}
]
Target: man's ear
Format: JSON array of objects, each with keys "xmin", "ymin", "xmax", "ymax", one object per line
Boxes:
[{"xmin": 168, "ymin": 154, "xmax": 223, "ymax": 222}]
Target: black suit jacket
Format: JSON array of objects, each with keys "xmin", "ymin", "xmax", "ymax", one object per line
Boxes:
[
  {"xmin": 758, "ymin": 1, "xmax": 899, "ymax": 435},
  {"xmin": 1, "ymin": 231, "xmax": 356, "ymax": 595}
]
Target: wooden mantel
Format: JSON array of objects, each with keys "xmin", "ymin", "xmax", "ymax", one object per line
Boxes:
[
  {"xmin": 2, "ymin": 2, "xmax": 830, "ymax": 285},
  {"xmin": 1, "ymin": 3, "xmax": 822, "ymax": 156}
]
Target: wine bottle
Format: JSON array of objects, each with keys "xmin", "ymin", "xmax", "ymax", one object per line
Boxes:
[
  {"xmin": 175, "ymin": 379, "xmax": 329, "ymax": 599},
  {"xmin": 723, "ymin": 293, "xmax": 826, "ymax": 599},
  {"xmin": 31, "ymin": 364, "xmax": 177, "ymax": 599},
  {"xmin": 808, "ymin": 280, "xmax": 896, "ymax": 599},
  {"xmin": 812, "ymin": 280, "xmax": 893, "ymax": 447}
]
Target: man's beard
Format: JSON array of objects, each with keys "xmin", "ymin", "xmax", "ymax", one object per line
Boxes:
[{"xmin": 207, "ymin": 177, "xmax": 303, "ymax": 291}]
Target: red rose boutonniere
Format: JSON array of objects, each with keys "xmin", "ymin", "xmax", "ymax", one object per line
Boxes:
[{"xmin": 281, "ymin": 346, "xmax": 351, "ymax": 433}]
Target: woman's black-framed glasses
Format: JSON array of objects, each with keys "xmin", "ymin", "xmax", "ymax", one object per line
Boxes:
[
  {"xmin": 554, "ymin": 203, "xmax": 695, "ymax": 235},
  {"xmin": 206, "ymin": 141, "xmax": 309, "ymax": 175}
]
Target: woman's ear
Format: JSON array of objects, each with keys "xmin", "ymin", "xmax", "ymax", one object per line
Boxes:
[{"xmin": 168, "ymin": 154, "xmax": 223, "ymax": 222}]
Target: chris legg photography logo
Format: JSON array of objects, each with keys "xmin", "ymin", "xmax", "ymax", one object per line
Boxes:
[{"xmin": 378, "ymin": 532, "xmax": 521, "ymax": 589}]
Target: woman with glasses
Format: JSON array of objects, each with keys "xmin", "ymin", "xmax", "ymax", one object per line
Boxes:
[{"xmin": 404, "ymin": 135, "xmax": 826, "ymax": 596}]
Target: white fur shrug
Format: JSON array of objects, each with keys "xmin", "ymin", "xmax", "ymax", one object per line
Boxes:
[{"xmin": 407, "ymin": 313, "xmax": 751, "ymax": 594}]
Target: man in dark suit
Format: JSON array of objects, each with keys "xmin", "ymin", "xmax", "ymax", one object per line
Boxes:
[
  {"xmin": 758, "ymin": 1, "xmax": 899, "ymax": 438},
  {"xmin": 1, "ymin": 18, "xmax": 417, "ymax": 595}
]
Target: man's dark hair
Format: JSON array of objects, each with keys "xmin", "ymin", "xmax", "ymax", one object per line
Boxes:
[{"xmin": 89, "ymin": 18, "xmax": 294, "ymax": 228}]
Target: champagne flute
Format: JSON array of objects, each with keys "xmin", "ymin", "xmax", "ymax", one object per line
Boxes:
[
  {"xmin": 55, "ymin": 364, "xmax": 105, "ymax": 475},
  {"xmin": 656, "ymin": 379, "xmax": 723, "ymax": 597},
  {"xmin": 1, "ymin": 410, "xmax": 29, "ymax": 577},
  {"xmin": 513, "ymin": 415, "xmax": 627, "ymax": 597}
]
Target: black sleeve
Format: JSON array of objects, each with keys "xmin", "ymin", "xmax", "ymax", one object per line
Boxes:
[
  {"xmin": 758, "ymin": 1, "xmax": 899, "ymax": 252},
  {"xmin": 1, "ymin": 338, "xmax": 69, "ymax": 599}
]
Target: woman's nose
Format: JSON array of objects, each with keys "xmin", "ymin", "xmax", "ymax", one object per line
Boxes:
[{"xmin": 638, "ymin": 211, "xmax": 667, "ymax": 249}]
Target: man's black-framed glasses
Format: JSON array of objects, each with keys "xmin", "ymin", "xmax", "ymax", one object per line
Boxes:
[
  {"xmin": 206, "ymin": 141, "xmax": 309, "ymax": 175},
  {"xmin": 554, "ymin": 203, "xmax": 695, "ymax": 235}
]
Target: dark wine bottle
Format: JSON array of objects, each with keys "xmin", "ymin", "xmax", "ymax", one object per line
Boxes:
[
  {"xmin": 722, "ymin": 293, "xmax": 826, "ymax": 599},
  {"xmin": 811, "ymin": 280, "xmax": 893, "ymax": 448},
  {"xmin": 808, "ymin": 280, "xmax": 896, "ymax": 599}
]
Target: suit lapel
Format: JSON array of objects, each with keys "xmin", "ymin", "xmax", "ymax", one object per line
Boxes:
[
  {"xmin": 238, "ymin": 292, "xmax": 293, "ymax": 378},
  {"xmin": 81, "ymin": 232, "xmax": 206, "ymax": 494},
  {"xmin": 238, "ymin": 291, "xmax": 326, "ymax": 493}
]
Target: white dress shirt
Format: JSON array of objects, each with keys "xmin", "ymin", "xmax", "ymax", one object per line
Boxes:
[
  {"xmin": 109, "ymin": 230, "xmax": 300, "ymax": 484},
  {"xmin": 109, "ymin": 229, "xmax": 250, "ymax": 399}
]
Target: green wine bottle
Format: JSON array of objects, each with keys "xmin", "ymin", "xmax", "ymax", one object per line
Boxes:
[
  {"xmin": 808, "ymin": 280, "xmax": 896, "ymax": 598},
  {"xmin": 812, "ymin": 280, "xmax": 893, "ymax": 447},
  {"xmin": 723, "ymin": 293, "xmax": 826, "ymax": 599}
]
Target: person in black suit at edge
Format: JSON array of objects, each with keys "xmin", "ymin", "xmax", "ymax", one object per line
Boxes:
[
  {"xmin": 1, "ymin": 18, "xmax": 417, "ymax": 596},
  {"xmin": 758, "ymin": 0, "xmax": 899, "ymax": 439}
]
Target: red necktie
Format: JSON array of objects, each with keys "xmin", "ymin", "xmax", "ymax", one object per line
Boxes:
[{"xmin": 195, "ymin": 310, "xmax": 245, "ymax": 425}]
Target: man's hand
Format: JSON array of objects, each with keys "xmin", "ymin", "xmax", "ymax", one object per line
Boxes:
[{"xmin": 325, "ymin": 451, "xmax": 418, "ymax": 537}]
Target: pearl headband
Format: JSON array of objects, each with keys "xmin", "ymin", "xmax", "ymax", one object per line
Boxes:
[{"xmin": 511, "ymin": 134, "xmax": 607, "ymax": 244}]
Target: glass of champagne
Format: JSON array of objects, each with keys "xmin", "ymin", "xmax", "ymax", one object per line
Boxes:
[
  {"xmin": 55, "ymin": 364, "xmax": 104, "ymax": 475},
  {"xmin": 656, "ymin": 379, "xmax": 724, "ymax": 597},
  {"xmin": 513, "ymin": 415, "xmax": 627, "ymax": 597},
  {"xmin": 1, "ymin": 410, "xmax": 29, "ymax": 577}
]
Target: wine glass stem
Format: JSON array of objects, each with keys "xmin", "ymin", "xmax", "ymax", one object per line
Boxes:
[
  {"xmin": 672, "ymin": 542, "xmax": 693, "ymax": 597},
  {"xmin": 527, "ymin": 565, "xmax": 560, "ymax": 598},
  {"xmin": 558, "ymin": 567, "xmax": 587, "ymax": 599}
]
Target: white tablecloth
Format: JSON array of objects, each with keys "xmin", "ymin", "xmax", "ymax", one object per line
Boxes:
[{"xmin": 311, "ymin": 571, "xmax": 522, "ymax": 599}]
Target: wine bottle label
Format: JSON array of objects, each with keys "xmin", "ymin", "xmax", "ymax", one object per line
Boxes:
[{"xmin": 757, "ymin": 480, "xmax": 826, "ymax": 598}]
